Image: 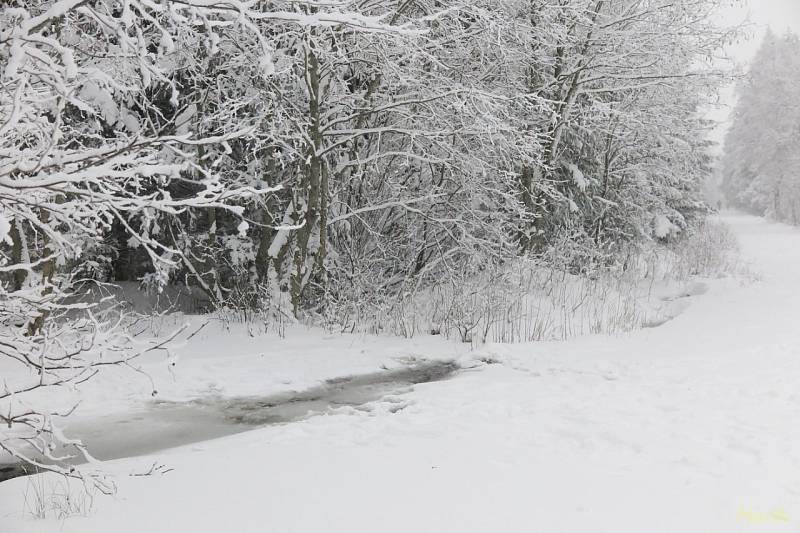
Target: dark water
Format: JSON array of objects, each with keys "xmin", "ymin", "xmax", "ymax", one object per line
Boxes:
[{"xmin": 0, "ymin": 360, "xmax": 459, "ymax": 482}]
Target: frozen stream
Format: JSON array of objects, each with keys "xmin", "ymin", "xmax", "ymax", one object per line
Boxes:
[{"xmin": 0, "ymin": 360, "xmax": 459, "ymax": 482}]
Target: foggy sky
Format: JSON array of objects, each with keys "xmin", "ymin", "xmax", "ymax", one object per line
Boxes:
[{"xmin": 720, "ymin": 0, "xmax": 800, "ymax": 64}]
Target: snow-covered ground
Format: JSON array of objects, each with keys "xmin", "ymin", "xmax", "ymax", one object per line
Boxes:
[{"xmin": 2, "ymin": 213, "xmax": 800, "ymax": 532}]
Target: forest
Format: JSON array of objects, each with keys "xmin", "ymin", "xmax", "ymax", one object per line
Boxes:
[{"xmin": 0, "ymin": 0, "xmax": 735, "ymax": 315}]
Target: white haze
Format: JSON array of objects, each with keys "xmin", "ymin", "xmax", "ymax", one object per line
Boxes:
[{"xmin": 711, "ymin": 0, "xmax": 800, "ymax": 130}]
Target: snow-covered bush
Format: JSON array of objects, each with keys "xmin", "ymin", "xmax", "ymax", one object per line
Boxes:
[
  {"xmin": 660, "ymin": 219, "xmax": 744, "ymax": 281},
  {"xmin": 324, "ymin": 217, "xmax": 744, "ymax": 345}
]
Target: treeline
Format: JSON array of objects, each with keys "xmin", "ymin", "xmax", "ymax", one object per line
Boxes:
[
  {"xmin": 722, "ymin": 30, "xmax": 800, "ymax": 223},
  {"xmin": 1, "ymin": 0, "xmax": 732, "ymax": 324}
]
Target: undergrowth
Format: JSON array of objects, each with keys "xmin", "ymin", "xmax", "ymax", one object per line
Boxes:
[{"xmin": 323, "ymin": 219, "xmax": 746, "ymax": 345}]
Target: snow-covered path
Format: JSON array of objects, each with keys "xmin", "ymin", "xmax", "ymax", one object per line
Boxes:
[{"xmin": 2, "ymin": 213, "xmax": 800, "ymax": 532}]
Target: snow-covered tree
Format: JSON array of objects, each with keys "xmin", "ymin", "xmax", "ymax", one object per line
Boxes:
[
  {"xmin": 722, "ymin": 30, "xmax": 800, "ymax": 223},
  {"xmin": 513, "ymin": 0, "xmax": 735, "ymax": 266},
  {"xmin": 0, "ymin": 0, "xmax": 405, "ymax": 488}
]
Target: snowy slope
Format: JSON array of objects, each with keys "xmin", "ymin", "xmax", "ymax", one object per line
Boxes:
[{"xmin": 1, "ymin": 213, "xmax": 799, "ymax": 532}]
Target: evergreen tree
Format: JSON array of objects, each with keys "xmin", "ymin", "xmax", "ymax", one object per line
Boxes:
[{"xmin": 722, "ymin": 30, "xmax": 800, "ymax": 222}]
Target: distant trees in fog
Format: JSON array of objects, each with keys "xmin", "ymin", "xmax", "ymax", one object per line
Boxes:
[{"xmin": 722, "ymin": 30, "xmax": 800, "ymax": 223}]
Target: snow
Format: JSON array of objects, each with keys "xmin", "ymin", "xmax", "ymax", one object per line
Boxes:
[
  {"xmin": 568, "ymin": 198, "xmax": 579, "ymax": 213},
  {"xmin": 654, "ymin": 214, "xmax": 677, "ymax": 238},
  {"xmin": 0, "ymin": 212, "xmax": 11, "ymax": 245},
  {"xmin": 568, "ymin": 162, "xmax": 588, "ymax": 192},
  {"xmin": 259, "ymin": 55, "xmax": 275, "ymax": 77},
  {"xmin": 2, "ymin": 213, "xmax": 800, "ymax": 531},
  {"xmin": 174, "ymin": 104, "xmax": 197, "ymax": 136},
  {"xmin": 79, "ymin": 81, "xmax": 120, "ymax": 126}
]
